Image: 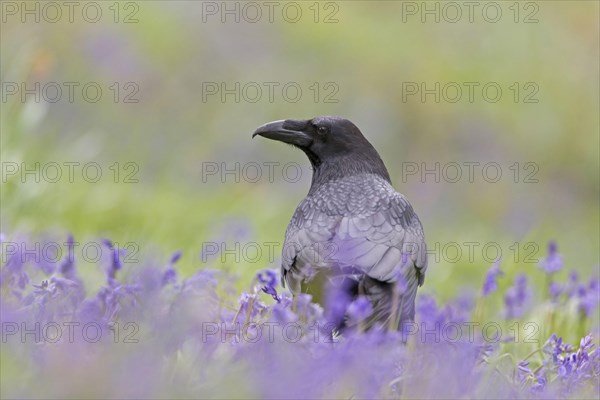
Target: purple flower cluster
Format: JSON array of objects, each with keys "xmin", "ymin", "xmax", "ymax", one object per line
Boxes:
[
  {"xmin": 577, "ymin": 278, "xmax": 600, "ymax": 318},
  {"xmin": 482, "ymin": 259, "xmax": 503, "ymax": 296},
  {"xmin": 545, "ymin": 269, "xmax": 599, "ymax": 318},
  {"xmin": 1, "ymin": 234, "xmax": 598, "ymax": 399},
  {"xmin": 530, "ymin": 334, "xmax": 600, "ymax": 396},
  {"xmin": 504, "ymin": 274, "xmax": 532, "ymax": 319},
  {"xmin": 539, "ymin": 241, "xmax": 564, "ymax": 275},
  {"xmin": 257, "ymin": 269, "xmax": 280, "ymax": 303}
]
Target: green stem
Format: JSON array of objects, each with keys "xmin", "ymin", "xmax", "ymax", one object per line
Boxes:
[
  {"xmin": 487, "ymin": 352, "xmax": 516, "ymax": 365},
  {"xmin": 522, "ymin": 348, "xmax": 543, "ymax": 362}
]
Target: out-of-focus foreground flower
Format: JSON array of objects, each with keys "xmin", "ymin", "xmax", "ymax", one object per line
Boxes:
[{"xmin": 0, "ymin": 234, "xmax": 598, "ymax": 399}]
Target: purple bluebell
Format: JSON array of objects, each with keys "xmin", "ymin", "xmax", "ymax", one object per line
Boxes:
[
  {"xmin": 257, "ymin": 269, "xmax": 280, "ymax": 302},
  {"xmin": 270, "ymin": 298, "xmax": 298, "ymax": 324},
  {"xmin": 539, "ymin": 241, "xmax": 563, "ymax": 274},
  {"xmin": 346, "ymin": 295, "xmax": 373, "ymax": 325},
  {"xmin": 292, "ymin": 292, "xmax": 324, "ymax": 325},
  {"xmin": 2, "ymin": 231, "xmax": 599, "ymax": 399},
  {"xmin": 549, "ymin": 281, "xmax": 563, "ymax": 302},
  {"xmin": 59, "ymin": 234, "xmax": 77, "ymax": 278},
  {"xmin": 161, "ymin": 268, "xmax": 177, "ymax": 287},
  {"xmin": 36, "ymin": 241, "xmax": 57, "ymax": 275},
  {"xmin": 416, "ymin": 294, "xmax": 441, "ymax": 324},
  {"xmin": 237, "ymin": 292, "xmax": 267, "ymax": 321},
  {"xmin": 0, "ymin": 236, "xmax": 30, "ymax": 291},
  {"xmin": 504, "ymin": 274, "xmax": 531, "ymax": 319},
  {"xmin": 482, "ymin": 259, "xmax": 503, "ymax": 296},
  {"xmin": 102, "ymin": 239, "xmax": 124, "ymax": 280},
  {"xmin": 516, "ymin": 360, "xmax": 533, "ymax": 384},
  {"xmin": 1, "ymin": 262, "xmax": 28, "ymax": 290},
  {"xmin": 161, "ymin": 251, "xmax": 181, "ymax": 287},
  {"xmin": 576, "ymin": 277, "xmax": 599, "ymax": 318},
  {"xmin": 417, "ymin": 293, "xmax": 472, "ymax": 328},
  {"xmin": 169, "ymin": 250, "xmax": 182, "ymax": 264},
  {"xmin": 545, "ymin": 334, "xmax": 600, "ymax": 395},
  {"xmin": 565, "ymin": 270, "xmax": 580, "ymax": 298},
  {"xmin": 324, "ymin": 277, "xmax": 354, "ymax": 331}
]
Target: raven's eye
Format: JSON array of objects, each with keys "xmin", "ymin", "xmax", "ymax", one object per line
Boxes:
[{"xmin": 317, "ymin": 126, "xmax": 329, "ymax": 135}]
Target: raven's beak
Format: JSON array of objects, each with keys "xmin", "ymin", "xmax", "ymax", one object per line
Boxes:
[{"xmin": 252, "ymin": 120, "xmax": 312, "ymax": 147}]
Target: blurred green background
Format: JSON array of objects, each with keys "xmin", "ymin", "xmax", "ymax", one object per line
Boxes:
[{"xmin": 1, "ymin": 1, "xmax": 598, "ymax": 297}]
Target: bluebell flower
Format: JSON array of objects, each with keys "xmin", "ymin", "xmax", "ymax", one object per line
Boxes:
[
  {"xmin": 169, "ymin": 250, "xmax": 182, "ymax": 265},
  {"xmin": 482, "ymin": 259, "xmax": 503, "ymax": 296},
  {"xmin": 324, "ymin": 277, "xmax": 354, "ymax": 330},
  {"xmin": 270, "ymin": 300, "xmax": 298, "ymax": 324},
  {"xmin": 237, "ymin": 292, "xmax": 267, "ymax": 320},
  {"xmin": 102, "ymin": 239, "xmax": 124, "ymax": 280},
  {"xmin": 162, "ymin": 251, "xmax": 181, "ymax": 287},
  {"xmin": 543, "ymin": 333, "xmax": 574, "ymax": 367},
  {"xmin": 417, "ymin": 294, "xmax": 442, "ymax": 324},
  {"xmin": 576, "ymin": 277, "xmax": 599, "ymax": 318},
  {"xmin": 161, "ymin": 268, "xmax": 177, "ymax": 287},
  {"xmin": 261, "ymin": 285, "xmax": 279, "ymax": 302},
  {"xmin": 546, "ymin": 334, "xmax": 599, "ymax": 394},
  {"xmin": 36, "ymin": 241, "xmax": 57, "ymax": 275},
  {"xmin": 257, "ymin": 269, "xmax": 280, "ymax": 302},
  {"xmin": 59, "ymin": 234, "xmax": 77, "ymax": 278},
  {"xmin": 417, "ymin": 293, "xmax": 472, "ymax": 328},
  {"xmin": 0, "ymin": 237, "xmax": 30, "ymax": 291},
  {"xmin": 3, "ymin": 231, "xmax": 600, "ymax": 399},
  {"xmin": 518, "ymin": 352, "xmax": 551, "ymax": 393},
  {"xmin": 549, "ymin": 281, "xmax": 563, "ymax": 302},
  {"xmin": 539, "ymin": 241, "xmax": 563, "ymax": 274},
  {"xmin": 565, "ymin": 270, "xmax": 579, "ymax": 298},
  {"xmin": 531, "ymin": 374, "xmax": 547, "ymax": 392},
  {"xmin": 183, "ymin": 269, "xmax": 219, "ymax": 290},
  {"xmin": 77, "ymin": 297, "xmax": 104, "ymax": 323},
  {"xmin": 504, "ymin": 274, "xmax": 531, "ymax": 319},
  {"xmin": 346, "ymin": 296, "xmax": 373, "ymax": 325},
  {"xmin": 516, "ymin": 360, "xmax": 533, "ymax": 384}
]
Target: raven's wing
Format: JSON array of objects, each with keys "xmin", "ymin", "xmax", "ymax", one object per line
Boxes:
[{"xmin": 281, "ymin": 190, "xmax": 427, "ymax": 293}]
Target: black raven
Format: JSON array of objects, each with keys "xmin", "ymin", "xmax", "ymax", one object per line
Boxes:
[{"xmin": 253, "ymin": 116, "xmax": 427, "ymax": 331}]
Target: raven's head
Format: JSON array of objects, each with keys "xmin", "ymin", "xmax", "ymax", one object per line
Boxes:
[{"xmin": 253, "ymin": 116, "xmax": 391, "ymax": 184}]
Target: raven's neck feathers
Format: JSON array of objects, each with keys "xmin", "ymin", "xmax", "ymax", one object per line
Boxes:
[{"xmin": 307, "ymin": 148, "xmax": 391, "ymax": 194}]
